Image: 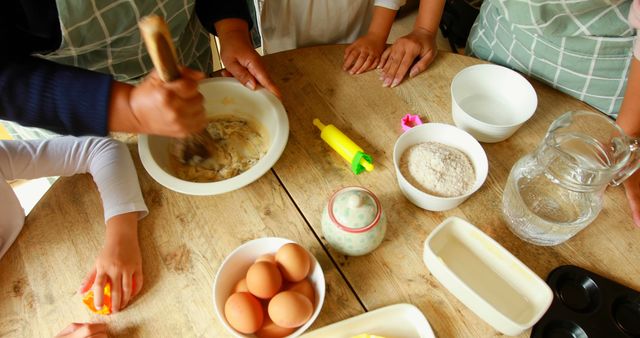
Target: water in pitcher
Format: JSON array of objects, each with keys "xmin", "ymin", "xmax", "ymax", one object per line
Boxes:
[{"xmin": 502, "ymin": 133, "xmax": 606, "ymax": 246}]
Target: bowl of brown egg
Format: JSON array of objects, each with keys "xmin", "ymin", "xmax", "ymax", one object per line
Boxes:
[
  {"xmin": 138, "ymin": 77, "xmax": 289, "ymax": 195},
  {"xmin": 393, "ymin": 123, "xmax": 488, "ymax": 211},
  {"xmin": 212, "ymin": 237, "xmax": 325, "ymax": 338}
]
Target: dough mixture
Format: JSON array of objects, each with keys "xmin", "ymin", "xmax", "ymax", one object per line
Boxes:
[{"xmin": 169, "ymin": 116, "xmax": 268, "ymax": 182}]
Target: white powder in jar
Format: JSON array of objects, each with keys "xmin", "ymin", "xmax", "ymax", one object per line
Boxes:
[{"xmin": 400, "ymin": 142, "xmax": 475, "ymax": 197}]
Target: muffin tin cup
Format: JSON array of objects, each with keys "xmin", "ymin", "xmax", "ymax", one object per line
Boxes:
[{"xmin": 532, "ymin": 265, "xmax": 640, "ymax": 338}]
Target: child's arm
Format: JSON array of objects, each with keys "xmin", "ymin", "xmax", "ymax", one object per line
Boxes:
[
  {"xmin": 0, "ymin": 136, "xmax": 148, "ymax": 312},
  {"xmin": 379, "ymin": 0, "xmax": 445, "ymax": 87},
  {"xmin": 616, "ymin": 58, "xmax": 640, "ymax": 227},
  {"xmin": 343, "ymin": 6, "xmax": 398, "ymax": 75},
  {"xmin": 74, "ymin": 138, "xmax": 147, "ymax": 313}
]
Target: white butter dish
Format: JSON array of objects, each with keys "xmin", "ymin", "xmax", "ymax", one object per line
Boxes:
[
  {"xmin": 423, "ymin": 217, "xmax": 552, "ymax": 336},
  {"xmin": 300, "ymin": 303, "xmax": 434, "ymax": 338}
]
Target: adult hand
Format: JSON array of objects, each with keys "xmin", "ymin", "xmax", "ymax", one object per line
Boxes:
[
  {"xmin": 126, "ymin": 67, "xmax": 207, "ymax": 138},
  {"xmin": 623, "ymin": 170, "xmax": 640, "ymax": 227},
  {"xmin": 216, "ymin": 18, "xmax": 281, "ymax": 98},
  {"xmin": 343, "ymin": 33, "xmax": 386, "ymax": 75},
  {"xmin": 616, "ymin": 57, "xmax": 640, "ymax": 227},
  {"xmin": 378, "ymin": 27, "xmax": 438, "ymax": 88},
  {"xmin": 79, "ymin": 213, "xmax": 143, "ymax": 313},
  {"xmin": 54, "ymin": 323, "xmax": 107, "ymax": 338}
]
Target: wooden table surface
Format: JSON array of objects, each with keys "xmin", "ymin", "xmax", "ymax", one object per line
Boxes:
[{"xmin": 2, "ymin": 45, "xmax": 639, "ymax": 338}]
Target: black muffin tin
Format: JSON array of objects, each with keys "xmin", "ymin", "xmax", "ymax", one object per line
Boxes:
[{"xmin": 531, "ymin": 265, "xmax": 640, "ymax": 338}]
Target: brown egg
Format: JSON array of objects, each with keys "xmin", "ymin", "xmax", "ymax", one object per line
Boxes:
[
  {"xmin": 224, "ymin": 292, "xmax": 264, "ymax": 334},
  {"xmin": 286, "ymin": 278, "xmax": 315, "ymax": 304},
  {"xmin": 255, "ymin": 253, "xmax": 276, "ymax": 264},
  {"xmin": 246, "ymin": 261, "xmax": 283, "ymax": 299},
  {"xmin": 275, "ymin": 243, "xmax": 311, "ymax": 282},
  {"xmin": 268, "ymin": 291, "xmax": 313, "ymax": 328},
  {"xmin": 255, "ymin": 315, "xmax": 296, "ymax": 338},
  {"xmin": 233, "ymin": 278, "xmax": 249, "ymax": 293}
]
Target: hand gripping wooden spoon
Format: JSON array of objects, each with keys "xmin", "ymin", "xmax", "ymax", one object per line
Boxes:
[{"xmin": 138, "ymin": 15, "xmax": 223, "ymax": 165}]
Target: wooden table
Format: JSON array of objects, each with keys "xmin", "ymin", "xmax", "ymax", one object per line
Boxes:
[{"xmin": 2, "ymin": 45, "xmax": 639, "ymax": 337}]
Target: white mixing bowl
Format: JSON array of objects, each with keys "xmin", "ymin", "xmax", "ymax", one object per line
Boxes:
[
  {"xmin": 451, "ymin": 64, "xmax": 537, "ymax": 143},
  {"xmin": 138, "ymin": 78, "xmax": 289, "ymax": 195}
]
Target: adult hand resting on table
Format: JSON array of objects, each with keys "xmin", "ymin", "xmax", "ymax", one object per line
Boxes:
[
  {"xmin": 215, "ymin": 18, "xmax": 281, "ymax": 99},
  {"xmin": 378, "ymin": 0, "xmax": 444, "ymax": 87}
]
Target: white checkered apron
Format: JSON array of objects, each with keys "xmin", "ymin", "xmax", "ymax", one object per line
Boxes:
[
  {"xmin": 39, "ymin": 0, "xmax": 212, "ymax": 83},
  {"xmin": 467, "ymin": 0, "xmax": 636, "ymax": 118}
]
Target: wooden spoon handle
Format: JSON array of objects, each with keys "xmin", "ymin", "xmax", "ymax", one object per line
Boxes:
[{"xmin": 139, "ymin": 15, "xmax": 180, "ymax": 82}]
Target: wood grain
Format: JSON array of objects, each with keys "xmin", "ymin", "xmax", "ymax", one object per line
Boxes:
[
  {"xmin": 0, "ymin": 144, "xmax": 363, "ymax": 337},
  {"xmin": 2, "ymin": 45, "xmax": 639, "ymax": 338},
  {"xmin": 262, "ymin": 45, "xmax": 640, "ymax": 337}
]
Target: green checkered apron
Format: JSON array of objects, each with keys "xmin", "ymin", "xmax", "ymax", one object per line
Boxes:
[
  {"xmin": 39, "ymin": 0, "xmax": 213, "ymax": 83},
  {"xmin": 467, "ymin": 0, "xmax": 636, "ymax": 118}
]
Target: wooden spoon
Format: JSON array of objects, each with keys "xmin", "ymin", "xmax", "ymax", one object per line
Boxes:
[{"xmin": 138, "ymin": 15, "xmax": 218, "ymax": 164}]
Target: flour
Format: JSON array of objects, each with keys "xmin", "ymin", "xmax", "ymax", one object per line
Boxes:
[{"xmin": 400, "ymin": 142, "xmax": 475, "ymax": 197}]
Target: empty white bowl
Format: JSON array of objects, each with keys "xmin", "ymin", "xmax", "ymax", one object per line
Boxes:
[
  {"xmin": 393, "ymin": 123, "xmax": 488, "ymax": 211},
  {"xmin": 423, "ymin": 217, "xmax": 553, "ymax": 335},
  {"xmin": 451, "ymin": 64, "xmax": 537, "ymax": 143},
  {"xmin": 212, "ymin": 237, "xmax": 326, "ymax": 338},
  {"xmin": 138, "ymin": 77, "xmax": 289, "ymax": 195}
]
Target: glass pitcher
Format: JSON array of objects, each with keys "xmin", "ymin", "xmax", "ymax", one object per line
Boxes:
[{"xmin": 502, "ymin": 110, "xmax": 640, "ymax": 246}]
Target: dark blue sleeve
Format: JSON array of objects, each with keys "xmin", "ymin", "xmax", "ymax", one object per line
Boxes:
[
  {"xmin": 195, "ymin": 0, "xmax": 253, "ymax": 35},
  {"xmin": 0, "ymin": 56, "xmax": 112, "ymax": 136}
]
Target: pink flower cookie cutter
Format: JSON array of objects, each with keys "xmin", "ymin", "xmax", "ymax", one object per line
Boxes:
[{"xmin": 401, "ymin": 114, "xmax": 423, "ymax": 132}]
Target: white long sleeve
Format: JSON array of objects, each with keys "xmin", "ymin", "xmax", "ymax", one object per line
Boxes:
[
  {"xmin": 0, "ymin": 136, "xmax": 148, "ymax": 259},
  {"xmin": 374, "ymin": 0, "xmax": 406, "ymax": 10}
]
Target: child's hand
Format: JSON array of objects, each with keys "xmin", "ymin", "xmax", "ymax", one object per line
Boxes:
[
  {"xmin": 378, "ymin": 27, "xmax": 438, "ymax": 88},
  {"xmin": 55, "ymin": 323, "xmax": 107, "ymax": 338},
  {"xmin": 79, "ymin": 213, "xmax": 142, "ymax": 313},
  {"xmin": 343, "ymin": 34, "xmax": 386, "ymax": 75},
  {"xmin": 127, "ymin": 67, "xmax": 207, "ymax": 138}
]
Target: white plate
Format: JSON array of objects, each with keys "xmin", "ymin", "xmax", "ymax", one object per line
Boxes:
[{"xmin": 300, "ymin": 303, "xmax": 435, "ymax": 338}]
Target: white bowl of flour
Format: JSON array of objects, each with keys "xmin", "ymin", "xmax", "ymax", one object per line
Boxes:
[{"xmin": 393, "ymin": 123, "xmax": 488, "ymax": 211}]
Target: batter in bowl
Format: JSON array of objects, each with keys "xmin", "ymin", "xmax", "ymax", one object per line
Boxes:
[{"xmin": 169, "ymin": 115, "xmax": 268, "ymax": 182}]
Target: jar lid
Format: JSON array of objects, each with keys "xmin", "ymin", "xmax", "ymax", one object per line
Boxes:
[{"xmin": 329, "ymin": 187, "xmax": 381, "ymax": 232}]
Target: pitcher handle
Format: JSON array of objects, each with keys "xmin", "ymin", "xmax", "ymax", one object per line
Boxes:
[{"xmin": 611, "ymin": 138, "xmax": 640, "ymax": 186}]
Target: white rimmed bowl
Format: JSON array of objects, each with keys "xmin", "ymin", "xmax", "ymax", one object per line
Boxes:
[
  {"xmin": 138, "ymin": 77, "xmax": 289, "ymax": 195},
  {"xmin": 212, "ymin": 237, "xmax": 326, "ymax": 338},
  {"xmin": 393, "ymin": 123, "xmax": 488, "ymax": 211},
  {"xmin": 451, "ymin": 64, "xmax": 537, "ymax": 143}
]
